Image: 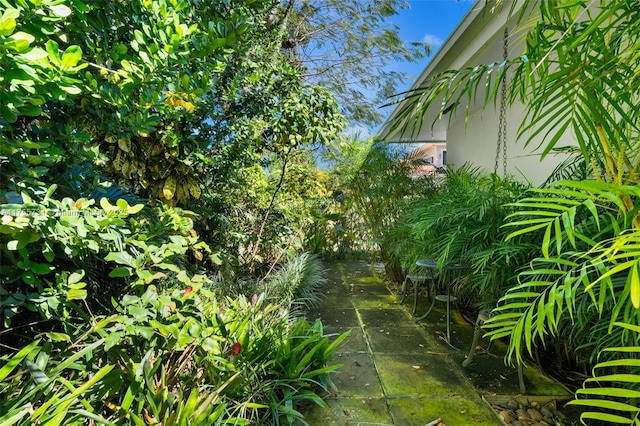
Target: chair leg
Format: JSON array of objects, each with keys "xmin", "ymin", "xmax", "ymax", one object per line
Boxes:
[
  {"xmin": 415, "ymin": 289, "xmax": 437, "ymax": 321},
  {"xmin": 412, "ymin": 277, "xmax": 420, "ymax": 314},
  {"xmin": 462, "ymin": 314, "xmax": 483, "ymax": 367},
  {"xmin": 399, "ymin": 275, "xmax": 408, "ymax": 304}
]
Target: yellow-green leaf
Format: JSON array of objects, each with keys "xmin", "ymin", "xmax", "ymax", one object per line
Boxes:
[
  {"xmin": 117, "ymin": 137, "xmax": 131, "ymax": 153},
  {"xmin": 0, "ymin": 9, "xmax": 18, "ymax": 36},
  {"xmin": 61, "ymin": 45, "xmax": 82, "ymax": 68},
  {"xmin": 100, "ymin": 197, "xmax": 113, "ymax": 212},
  {"xmin": 163, "ymin": 175, "xmax": 176, "ymax": 200},
  {"xmin": 630, "ymin": 261, "xmax": 640, "ymax": 309}
]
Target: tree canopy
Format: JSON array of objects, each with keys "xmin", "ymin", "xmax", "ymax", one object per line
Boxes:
[{"xmin": 276, "ymin": 0, "xmax": 431, "ymax": 125}]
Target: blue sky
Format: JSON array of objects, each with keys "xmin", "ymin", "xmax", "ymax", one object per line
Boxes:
[
  {"xmin": 351, "ymin": 0, "xmax": 474, "ymax": 137},
  {"xmin": 389, "ymin": 0, "xmax": 475, "ymax": 89}
]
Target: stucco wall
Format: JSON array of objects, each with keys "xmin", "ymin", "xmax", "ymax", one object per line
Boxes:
[
  {"xmin": 446, "ymin": 100, "xmax": 571, "ymax": 186},
  {"xmin": 443, "ymin": 16, "xmax": 575, "ymax": 186}
]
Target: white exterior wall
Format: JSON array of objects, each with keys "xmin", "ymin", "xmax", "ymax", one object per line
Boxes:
[
  {"xmin": 440, "ymin": 8, "xmax": 574, "ymax": 186},
  {"xmin": 446, "ymin": 96, "xmax": 569, "ymax": 186},
  {"xmin": 379, "ymin": 1, "xmax": 578, "ymax": 186}
]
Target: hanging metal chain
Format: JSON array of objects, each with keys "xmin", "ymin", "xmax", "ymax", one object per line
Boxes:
[{"xmin": 494, "ymin": 26, "xmax": 508, "ymax": 177}]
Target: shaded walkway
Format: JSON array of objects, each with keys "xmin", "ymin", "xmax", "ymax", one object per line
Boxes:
[{"xmin": 304, "ymin": 261, "xmax": 571, "ymax": 425}]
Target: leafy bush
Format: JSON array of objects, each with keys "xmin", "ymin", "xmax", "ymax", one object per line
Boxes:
[
  {"xmin": 0, "ymin": 186, "xmax": 209, "ymax": 343},
  {"xmin": 391, "ymin": 165, "xmax": 531, "ymax": 309},
  {"xmin": 0, "ymin": 286, "xmax": 348, "ymax": 425}
]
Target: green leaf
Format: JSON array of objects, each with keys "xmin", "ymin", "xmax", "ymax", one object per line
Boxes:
[
  {"xmin": 128, "ymin": 203, "xmax": 145, "ymax": 214},
  {"xmin": 105, "ymin": 251, "xmax": 137, "ymax": 267},
  {"xmin": 60, "ymin": 84, "xmax": 82, "ymax": 94},
  {"xmin": 43, "ymin": 241, "xmax": 55, "ymax": 262},
  {"xmin": 36, "ymin": 332, "xmax": 71, "ymax": 343},
  {"xmin": 116, "ymin": 199, "xmax": 129, "ymax": 211},
  {"xmin": 6, "ymin": 231, "xmax": 32, "ymax": 250},
  {"xmin": 49, "ymin": 5, "xmax": 72, "ymax": 17},
  {"xmin": 61, "ymin": 45, "xmax": 82, "ymax": 68},
  {"xmin": 18, "ymin": 104, "xmax": 42, "ymax": 117},
  {"xmin": 109, "ymin": 267, "xmax": 133, "ymax": 278},
  {"xmin": 31, "ymin": 262, "xmax": 53, "ymax": 275},
  {"xmin": 20, "ymin": 47, "xmax": 48, "ymax": 61},
  {"xmin": 68, "ymin": 270, "xmax": 85, "ymax": 285},
  {"xmin": 630, "ymin": 261, "xmax": 640, "ymax": 309},
  {"xmin": 25, "ymin": 360, "xmax": 50, "ymax": 384},
  {"xmin": 0, "ymin": 104, "xmax": 17, "ymax": 123},
  {"xmin": 137, "ymin": 326, "xmax": 154, "ymax": 339},
  {"xmin": 66, "ymin": 288, "xmax": 87, "ymax": 300},
  {"xmin": 105, "ymin": 331, "xmax": 123, "ymax": 350},
  {"xmin": 45, "ymin": 40, "xmax": 62, "ymax": 67},
  {"xmin": 0, "ymin": 339, "xmax": 41, "ymax": 381},
  {"xmin": 0, "ymin": 409, "xmax": 29, "ymax": 426},
  {"xmin": 0, "ymin": 8, "xmax": 18, "ymax": 36},
  {"xmin": 7, "ymin": 37, "xmax": 30, "ymax": 52}
]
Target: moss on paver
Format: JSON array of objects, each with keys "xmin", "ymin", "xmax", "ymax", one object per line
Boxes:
[
  {"xmin": 388, "ymin": 396, "xmax": 499, "ymax": 425},
  {"xmin": 374, "ymin": 353, "xmax": 470, "ymax": 396},
  {"xmin": 327, "ymin": 352, "xmax": 384, "ymax": 397},
  {"xmin": 303, "ymin": 397, "xmax": 393, "ymax": 425},
  {"xmin": 357, "ymin": 308, "xmax": 413, "ymax": 327},
  {"xmin": 365, "ymin": 326, "xmax": 437, "ymax": 354},
  {"xmin": 303, "ymin": 261, "xmax": 572, "ymax": 425}
]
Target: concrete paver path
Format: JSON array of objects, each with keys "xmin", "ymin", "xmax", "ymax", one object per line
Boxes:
[{"xmin": 303, "ymin": 261, "xmax": 570, "ymax": 426}]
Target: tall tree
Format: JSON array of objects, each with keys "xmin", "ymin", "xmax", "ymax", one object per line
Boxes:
[{"xmin": 275, "ymin": 0, "xmax": 431, "ymax": 125}]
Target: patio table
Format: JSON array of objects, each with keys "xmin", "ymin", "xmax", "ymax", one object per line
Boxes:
[
  {"xmin": 415, "ymin": 260, "xmax": 471, "ymax": 344},
  {"xmin": 399, "ymin": 259, "xmax": 437, "ymax": 315}
]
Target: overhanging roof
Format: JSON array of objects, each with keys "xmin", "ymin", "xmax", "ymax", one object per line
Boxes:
[{"xmin": 377, "ymin": 0, "xmax": 524, "ymax": 143}]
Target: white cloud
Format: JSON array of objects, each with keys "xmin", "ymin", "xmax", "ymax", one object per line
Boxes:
[{"xmin": 423, "ymin": 34, "xmax": 444, "ymax": 47}]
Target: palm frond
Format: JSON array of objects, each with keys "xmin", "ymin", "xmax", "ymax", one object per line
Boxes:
[{"xmin": 568, "ymin": 323, "xmax": 640, "ymax": 425}]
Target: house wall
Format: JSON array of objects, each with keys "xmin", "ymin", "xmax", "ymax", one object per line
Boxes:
[
  {"xmin": 443, "ymin": 10, "xmax": 575, "ymax": 186},
  {"xmin": 447, "ymin": 99, "xmax": 570, "ymax": 186},
  {"xmin": 379, "ymin": 1, "xmax": 579, "ymax": 186}
]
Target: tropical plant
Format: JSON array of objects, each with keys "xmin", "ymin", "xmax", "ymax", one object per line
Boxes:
[
  {"xmin": 258, "ymin": 252, "xmax": 327, "ymax": 317},
  {"xmin": 0, "ymin": 285, "xmax": 349, "ymax": 425},
  {"xmin": 326, "ymin": 139, "xmax": 429, "ymax": 281},
  {"xmin": 391, "ymin": 164, "xmax": 532, "ymax": 309},
  {"xmin": 385, "ymin": 0, "xmax": 640, "ymax": 423}
]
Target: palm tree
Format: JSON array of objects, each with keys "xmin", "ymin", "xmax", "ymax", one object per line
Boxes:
[{"xmin": 387, "ymin": 1, "xmax": 640, "ymax": 423}]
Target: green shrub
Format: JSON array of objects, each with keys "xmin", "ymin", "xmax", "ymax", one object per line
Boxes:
[
  {"xmin": 0, "ymin": 186, "xmax": 210, "ymax": 343},
  {"xmin": 0, "ymin": 285, "xmax": 349, "ymax": 425},
  {"xmin": 1, "ymin": 188, "xmax": 348, "ymax": 425}
]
